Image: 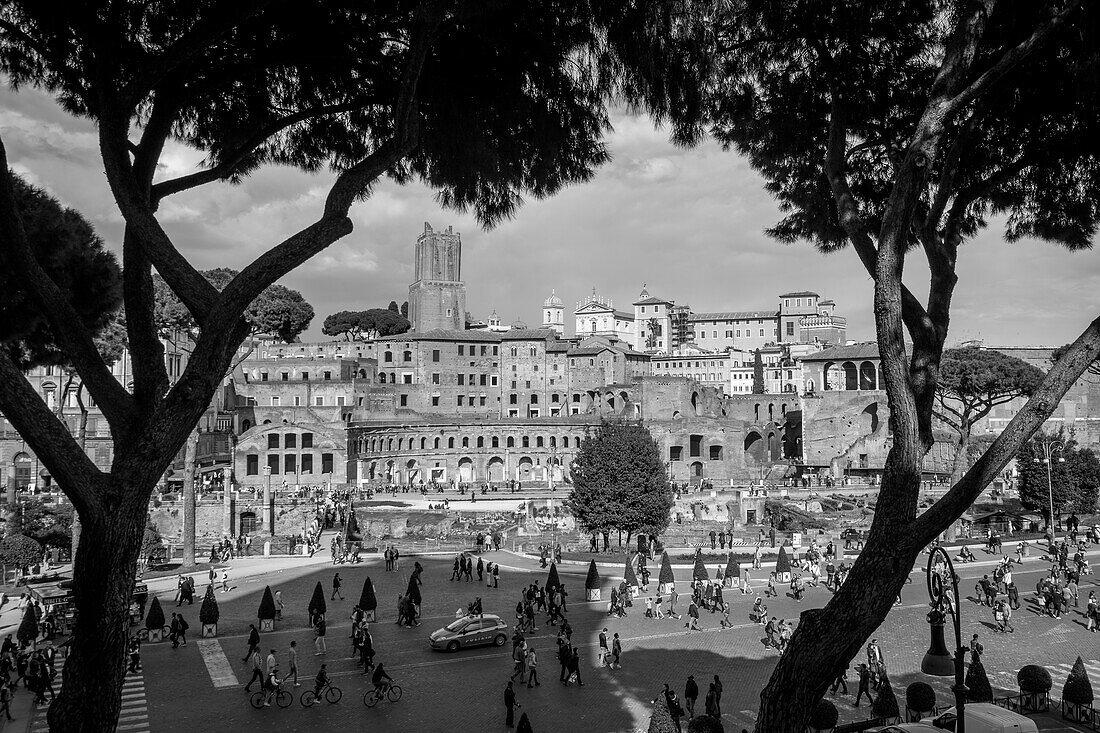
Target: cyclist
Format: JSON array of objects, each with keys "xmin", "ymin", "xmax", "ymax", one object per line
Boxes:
[
  {"xmin": 313, "ymin": 663, "xmax": 330, "ymax": 703},
  {"xmin": 371, "ymin": 662, "xmax": 394, "ymax": 697},
  {"xmin": 263, "ymin": 664, "xmax": 282, "ymax": 707}
]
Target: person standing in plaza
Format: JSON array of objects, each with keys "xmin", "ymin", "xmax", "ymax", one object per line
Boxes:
[
  {"xmin": 173, "ymin": 613, "xmax": 188, "ymax": 647},
  {"xmin": 275, "ymin": 590, "xmax": 284, "ymax": 620},
  {"xmin": 713, "ymin": 675, "xmax": 723, "ymax": 716},
  {"xmin": 504, "ymin": 681, "xmax": 518, "ymax": 728},
  {"xmin": 221, "ymin": 568, "xmax": 230, "ymax": 593},
  {"xmin": 598, "ymin": 628, "xmax": 609, "ymax": 667},
  {"xmin": 684, "ymin": 675, "xmax": 699, "ymax": 718},
  {"xmin": 611, "ymin": 633, "xmax": 622, "ymax": 670},
  {"xmin": 705, "ymin": 682, "xmax": 720, "ymax": 717},
  {"xmin": 287, "ymin": 640, "xmax": 300, "ymax": 686},
  {"xmin": 668, "ymin": 586, "xmax": 681, "ymax": 619},
  {"xmin": 313, "ymin": 613, "xmax": 327, "ymax": 655},
  {"xmin": 331, "ymin": 573, "xmax": 344, "ymax": 601}
]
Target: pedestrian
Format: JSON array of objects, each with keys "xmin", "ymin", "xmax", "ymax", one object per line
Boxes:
[
  {"xmin": 332, "ymin": 573, "xmax": 344, "ymax": 601},
  {"xmin": 611, "ymin": 633, "xmax": 622, "ymax": 670},
  {"xmin": 242, "ymin": 624, "xmax": 260, "ymax": 662},
  {"xmin": 854, "ymin": 664, "xmax": 872, "ymax": 707},
  {"xmin": 510, "ymin": 639, "xmax": 526, "ymax": 683},
  {"xmin": 313, "ymin": 613, "xmax": 327, "ymax": 655},
  {"xmin": 174, "ymin": 614, "xmax": 188, "ymax": 647},
  {"xmin": 504, "ymin": 681, "xmax": 518, "ymax": 728},
  {"xmin": 685, "ymin": 675, "xmax": 699, "ymax": 718},
  {"xmin": 831, "ymin": 666, "xmax": 849, "ymax": 695},
  {"xmin": 220, "ymin": 569, "xmax": 230, "ymax": 593},
  {"xmin": 477, "ymin": 555, "xmax": 484, "ymax": 582},
  {"xmin": 275, "ymin": 590, "xmax": 284, "ymax": 620},
  {"xmin": 486, "ymin": 561, "xmax": 494, "ymax": 587},
  {"xmin": 0, "ymin": 681, "xmax": 12, "ymax": 722},
  {"xmin": 567, "ymin": 645, "xmax": 584, "ymax": 686},
  {"xmin": 265, "ymin": 648, "xmax": 277, "ymax": 677},
  {"xmin": 288, "ymin": 640, "xmax": 300, "ymax": 686},
  {"xmin": 598, "ymin": 628, "xmax": 609, "ymax": 667},
  {"xmin": 659, "ymin": 684, "xmax": 684, "ymax": 733},
  {"xmin": 684, "ymin": 600, "xmax": 701, "ymax": 631},
  {"xmin": 450, "ymin": 555, "xmax": 461, "ymax": 581},
  {"xmin": 493, "ymin": 562, "xmax": 500, "ymax": 588},
  {"xmin": 705, "ymin": 682, "xmax": 719, "ymax": 717},
  {"xmin": 713, "ymin": 675, "xmax": 723, "ymax": 716},
  {"xmin": 244, "ymin": 648, "xmax": 264, "ymax": 691}
]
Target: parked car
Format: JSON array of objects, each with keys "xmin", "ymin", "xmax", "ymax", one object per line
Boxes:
[
  {"xmin": 932, "ymin": 703, "xmax": 1039, "ymax": 733},
  {"xmin": 428, "ymin": 613, "xmax": 507, "ymax": 652}
]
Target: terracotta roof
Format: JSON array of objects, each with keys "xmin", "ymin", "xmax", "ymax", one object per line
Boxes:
[
  {"xmin": 377, "ymin": 329, "xmax": 501, "ymax": 343},
  {"xmin": 633, "ymin": 296, "xmax": 673, "ymax": 306},
  {"xmin": 688, "ymin": 311, "xmax": 776, "ymax": 321},
  {"xmin": 798, "ymin": 342, "xmax": 881, "ymax": 362},
  {"xmin": 779, "ymin": 291, "xmax": 820, "ymax": 298},
  {"xmin": 499, "ymin": 328, "xmax": 560, "ymax": 341}
]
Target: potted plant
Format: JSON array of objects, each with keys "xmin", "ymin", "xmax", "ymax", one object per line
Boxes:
[
  {"xmin": 775, "ymin": 546, "xmax": 792, "ymax": 584},
  {"xmin": 691, "ymin": 550, "xmax": 708, "ymax": 583},
  {"xmin": 806, "ymin": 698, "xmax": 838, "ymax": 733},
  {"xmin": 905, "ymin": 682, "xmax": 936, "ymax": 721},
  {"xmin": 199, "ymin": 585, "xmax": 219, "ymax": 637},
  {"xmin": 307, "ymin": 581, "xmax": 327, "ymax": 625},
  {"xmin": 1017, "ymin": 664, "xmax": 1053, "ymax": 712},
  {"xmin": 1062, "ymin": 656, "xmax": 1094, "ymax": 722},
  {"xmin": 258, "ymin": 586, "xmax": 276, "ymax": 631},
  {"xmin": 965, "ymin": 657, "xmax": 994, "ymax": 703},
  {"xmin": 871, "ymin": 676, "xmax": 900, "ymax": 724},
  {"xmin": 724, "ymin": 555, "xmax": 740, "ymax": 588},
  {"xmin": 546, "ymin": 563, "xmax": 561, "ymax": 595},
  {"xmin": 624, "ymin": 556, "xmax": 639, "ymax": 596},
  {"xmin": 658, "ymin": 552, "xmax": 675, "ymax": 593},
  {"xmin": 585, "ymin": 559, "xmax": 601, "ymax": 601},
  {"xmin": 359, "ymin": 576, "xmax": 378, "ymax": 621},
  {"xmin": 145, "ymin": 597, "xmax": 166, "ymax": 642}
]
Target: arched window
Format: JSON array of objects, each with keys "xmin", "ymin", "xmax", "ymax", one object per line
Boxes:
[
  {"xmin": 398, "ymin": 438, "xmax": 403, "ymax": 450},
  {"xmin": 522, "ymin": 436, "xmax": 530, "ymax": 448},
  {"xmin": 379, "ymin": 372, "xmax": 387, "ymax": 384},
  {"xmin": 462, "ymin": 437, "xmax": 469, "ymax": 449},
  {"xmin": 562, "ymin": 436, "xmax": 570, "ymax": 448},
  {"xmin": 403, "ymin": 350, "xmax": 412, "ymax": 362},
  {"xmin": 434, "ymin": 437, "xmax": 440, "ymax": 449},
  {"xmin": 387, "ymin": 438, "xmax": 394, "ymax": 451},
  {"xmin": 491, "ymin": 437, "xmax": 499, "ymax": 448},
  {"xmin": 448, "ymin": 437, "xmax": 455, "ymax": 449},
  {"xmin": 507, "ymin": 437, "xmax": 515, "ymax": 448},
  {"xmin": 536, "ymin": 436, "xmax": 544, "ymax": 448},
  {"xmin": 477, "ymin": 436, "xmax": 484, "ymax": 448},
  {"xmin": 420, "ymin": 437, "xmax": 427, "ymax": 450}
]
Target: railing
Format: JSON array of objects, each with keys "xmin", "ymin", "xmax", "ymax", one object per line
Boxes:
[
  {"xmin": 995, "ymin": 691, "xmax": 1050, "ymax": 714},
  {"xmin": 1061, "ymin": 700, "xmax": 1100, "ymax": 731}
]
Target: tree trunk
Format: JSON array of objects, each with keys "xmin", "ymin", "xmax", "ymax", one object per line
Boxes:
[
  {"xmin": 949, "ymin": 429, "xmax": 970, "ymax": 487},
  {"xmin": 181, "ymin": 430, "xmax": 199, "ymax": 569},
  {"xmin": 72, "ymin": 389, "xmax": 89, "ymax": 565},
  {"xmin": 48, "ymin": 492, "xmax": 147, "ymax": 733},
  {"xmin": 755, "ymin": 452, "xmax": 922, "ymax": 732}
]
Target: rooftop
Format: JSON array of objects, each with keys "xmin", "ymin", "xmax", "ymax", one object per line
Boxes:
[
  {"xmin": 799, "ymin": 342, "xmax": 881, "ymax": 361},
  {"xmin": 688, "ymin": 310, "xmax": 777, "ymax": 321},
  {"xmin": 779, "ymin": 291, "xmax": 821, "ymax": 298}
]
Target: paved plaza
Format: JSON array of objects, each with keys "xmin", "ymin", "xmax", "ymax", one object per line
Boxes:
[{"xmin": 11, "ymin": 539, "xmax": 1094, "ymax": 733}]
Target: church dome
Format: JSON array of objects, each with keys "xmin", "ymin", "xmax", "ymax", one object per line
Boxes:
[{"xmin": 543, "ymin": 290, "xmax": 563, "ymax": 308}]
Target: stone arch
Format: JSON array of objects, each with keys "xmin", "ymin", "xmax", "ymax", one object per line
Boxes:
[
  {"xmin": 690, "ymin": 461, "xmax": 704, "ymax": 480},
  {"xmin": 368, "ymin": 461, "xmax": 377, "ymax": 479},
  {"xmin": 379, "ymin": 372, "xmax": 387, "ymax": 384},
  {"xmin": 606, "ymin": 391, "xmax": 615, "ymax": 410},
  {"xmin": 518, "ymin": 456, "xmax": 534, "ymax": 480},
  {"xmin": 744, "ymin": 431, "xmax": 765, "ymax": 465},
  {"xmin": 767, "ymin": 432, "xmax": 778, "ymax": 460},
  {"xmin": 262, "ymin": 419, "xmax": 272, "ymax": 425},
  {"xmin": 487, "ymin": 456, "xmax": 505, "ymax": 482},
  {"xmin": 385, "ymin": 460, "xmax": 395, "ymax": 481},
  {"xmin": 358, "ymin": 369, "xmax": 367, "ymax": 379},
  {"xmin": 241, "ymin": 419, "xmax": 252, "ymax": 433},
  {"xmin": 239, "ymin": 511, "xmax": 257, "ymax": 535},
  {"xmin": 691, "ymin": 391, "xmax": 700, "ymax": 416},
  {"xmin": 842, "ymin": 362, "xmax": 858, "ymax": 390},
  {"xmin": 861, "ymin": 403, "xmax": 880, "ymax": 433},
  {"xmin": 458, "ymin": 457, "xmax": 474, "ymax": 482},
  {"xmin": 406, "ymin": 459, "xmax": 420, "ymax": 483},
  {"xmin": 859, "ymin": 361, "xmax": 877, "ymax": 390}
]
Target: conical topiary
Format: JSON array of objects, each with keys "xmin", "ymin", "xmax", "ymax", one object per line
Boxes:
[
  {"xmin": 308, "ymin": 581, "xmax": 327, "ymax": 619},
  {"xmin": 359, "ymin": 576, "xmax": 378, "ymax": 612},
  {"xmin": 585, "ymin": 559, "xmax": 600, "ymax": 590},
  {"xmin": 258, "ymin": 585, "xmax": 276, "ymax": 620},
  {"xmin": 199, "ymin": 584, "xmax": 220, "ymax": 626},
  {"xmin": 16, "ymin": 606, "xmax": 38, "ymax": 646},
  {"xmin": 871, "ymin": 676, "xmax": 900, "ymax": 720},
  {"xmin": 905, "ymin": 682, "xmax": 936, "ymax": 714},
  {"xmin": 658, "ymin": 552, "xmax": 675, "ymax": 585},
  {"xmin": 145, "ymin": 596, "xmax": 165, "ymax": 631},
  {"xmin": 624, "ymin": 557, "xmax": 639, "ymax": 587},
  {"xmin": 516, "ymin": 712, "xmax": 533, "ymax": 733},
  {"xmin": 1063, "ymin": 656, "xmax": 1094, "ymax": 705},
  {"xmin": 692, "ymin": 550, "xmax": 708, "ymax": 582},
  {"xmin": 546, "ymin": 563, "xmax": 561, "ymax": 594},
  {"xmin": 775, "ymin": 546, "xmax": 792, "ymax": 574},
  {"xmin": 345, "ymin": 510, "xmax": 362, "ymax": 542},
  {"xmin": 807, "ymin": 698, "xmax": 839, "ymax": 730},
  {"xmin": 966, "ymin": 657, "xmax": 994, "ymax": 703},
  {"xmin": 724, "ymin": 554, "xmax": 740, "ymax": 580}
]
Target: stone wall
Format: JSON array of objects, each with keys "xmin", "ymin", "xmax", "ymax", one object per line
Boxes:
[{"xmin": 147, "ymin": 497, "xmax": 318, "ymax": 545}]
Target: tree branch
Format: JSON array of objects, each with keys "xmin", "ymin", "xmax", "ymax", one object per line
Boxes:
[
  {"xmin": 0, "ymin": 139, "xmax": 136, "ymax": 428},
  {"xmin": 123, "ymin": 227, "xmax": 170, "ymax": 412},
  {"xmin": 912, "ymin": 313, "xmax": 1100, "ymax": 543},
  {"xmin": 0, "ymin": 351, "xmax": 104, "ymax": 519}
]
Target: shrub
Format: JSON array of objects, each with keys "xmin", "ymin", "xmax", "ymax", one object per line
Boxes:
[
  {"xmin": 648, "ymin": 698, "xmax": 678, "ymax": 733},
  {"xmin": 258, "ymin": 586, "xmax": 276, "ymax": 620},
  {"xmin": 359, "ymin": 576, "xmax": 377, "ymax": 612},
  {"xmin": 145, "ymin": 596, "xmax": 165, "ymax": 631},
  {"xmin": 546, "ymin": 563, "xmax": 560, "ymax": 593},
  {"xmin": 692, "ymin": 551, "xmax": 708, "ymax": 582},
  {"xmin": 658, "ymin": 552, "xmax": 674, "ymax": 584},
  {"xmin": 1063, "ymin": 656, "xmax": 1094, "ymax": 705},
  {"xmin": 584, "ymin": 559, "xmax": 600, "ymax": 590},
  {"xmin": 307, "ymin": 581, "xmax": 326, "ymax": 619},
  {"xmin": 871, "ymin": 677, "xmax": 900, "ymax": 719},
  {"xmin": 624, "ymin": 557, "xmax": 639, "ymax": 586},
  {"xmin": 687, "ymin": 714, "xmax": 725, "ymax": 733},
  {"xmin": 807, "ymin": 698, "xmax": 838, "ymax": 730},
  {"xmin": 905, "ymin": 682, "xmax": 936, "ymax": 713},
  {"xmin": 966, "ymin": 658, "xmax": 994, "ymax": 703},
  {"xmin": 199, "ymin": 585, "xmax": 220, "ymax": 626},
  {"xmin": 516, "ymin": 712, "xmax": 533, "ymax": 733},
  {"xmin": 0, "ymin": 533, "xmax": 42, "ymax": 568},
  {"xmin": 1017, "ymin": 665, "xmax": 1053, "ymax": 693},
  {"xmin": 775, "ymin": 547, "xmax": 792, "ymax": 574},
  {"xmin": 16, "ymin": 607, "xmax": 38, "ymax": 645},
  {"xmin": 724, "ymin": 554, "xmax": 740, "ymax": 580}
]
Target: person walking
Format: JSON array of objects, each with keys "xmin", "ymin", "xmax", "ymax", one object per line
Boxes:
[
  {"xmin": 220, "ymin": 569, "xmax": 230, "ymax": 593},
  {"xmin": 331, "ymin": 573, "xmax": 344, "ymax": 601},
  {"xmin": 526, "ymin": 646, "xmax": 540, "ymax": 687},
  {"xmin": 831, "ymin": 666, "xmax": 849, "ymax": 695},
  {"xmin": 450, "ymin": 554, "xmax": 461, "ymax": 581},
  {"xmin": 275, "ymin": 590, "xmax": 284, "ymax": 620},
  {"xmin": 566, "ymin": 645, "xmax": 584, "ymax": 686},
  {"xmin": 611, "ymin": 633, "xmax": 622, "ymax": 670},
  {"xmin": 705, "ymin": 682, "xmax": 720, "ymax": 717},
  {"xmin": 242, "ymin": 624, "xmax": 260, "ymax": 662},
  {"xmin": 243, "ymin": 648, "xmax": 264, "ymax": 692},
  {"xmin": 288, "ymin": 640, "xmax": 300, "ymax": 686},
  {"xmin": 684, "ymin": 675, "xmax": 699, "ymax": 718},
  {"xmin": 173, "ymin": 614, "xmax": 188, "ymax": 647},
  {"xmin": 854, "ymin": 664, "xmax": 872, "ymax": 707},
  {"xmin": 713, "ymin": 675, "xmax": 723, "ymax": 716},
  {"xmin": 504, "ymin": 681, "xmax": 518, "ymax": 728},
  {"xmin": 313, "ymin": 614, "xmax": 327, "ymax": 655}
]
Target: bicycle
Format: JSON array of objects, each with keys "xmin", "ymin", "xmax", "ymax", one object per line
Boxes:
[
  {"xmin": 363, "ymin": 682, "xmax": 402, "ymax": 707},
  {"xmin": 250, "ymin": 685, "xmax": 293, "ymax": 709},
  {"xmin": 301, "ymin": 682, "xmax": 343, "ymax": 707}
]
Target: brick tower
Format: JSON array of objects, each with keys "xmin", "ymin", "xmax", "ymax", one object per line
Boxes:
[{"xmin": 408, "ymin": 222, "xmax": 466, "ymax": 332}]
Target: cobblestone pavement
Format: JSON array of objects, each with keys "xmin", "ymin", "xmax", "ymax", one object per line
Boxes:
[{"xmin": 92, "ymin": 544, "xmax": 1100, "ymax": 732}]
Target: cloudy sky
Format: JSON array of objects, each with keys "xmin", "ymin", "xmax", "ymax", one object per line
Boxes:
[{"xmin": 3, "ymin": 86, "xmax": 1097, "ymax": 347}]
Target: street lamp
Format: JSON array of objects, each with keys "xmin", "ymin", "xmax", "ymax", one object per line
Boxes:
[
  {"xmin": 1032, "ymin": 439, "xmax": 1065, "ymax": 539},
  {"xmin": 921, "ymin": 547, "xmax": 967, "ymax": 732}
]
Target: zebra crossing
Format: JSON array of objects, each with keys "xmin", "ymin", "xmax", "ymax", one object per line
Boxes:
[
  {"xmin": 29, "ymin": 664, "xmax": 150, "ymax": 733},
  {"xmin": 990, "ymin": 657, "xmax": 1100, "ymax": 698}
]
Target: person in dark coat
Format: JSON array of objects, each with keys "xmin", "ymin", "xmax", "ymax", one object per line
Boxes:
[
  {"xmin": 504, "ymin": 681, "xmax": 517, "ymax": 728},
  {"xmin": 684, "ymin": 675, "xmax": 699, "ymax": 717},
  {"xmin": 854, "ymin": 663, "xmax": 872, "ymax": 707}
]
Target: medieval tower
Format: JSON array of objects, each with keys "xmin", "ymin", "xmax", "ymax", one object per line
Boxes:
[{"xmin": 408, "ymin": 222, "xmax": 466, "ymax": 332}]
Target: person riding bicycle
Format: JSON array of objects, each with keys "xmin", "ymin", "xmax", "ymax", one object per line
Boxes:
[
  {"xmin": 263, "ymin": 665, "xmax": 282, "ymax": 707},
  {"xmin": 313, "ymin": 663, "xmax": 330, "ymax": 701},
  {"xmin": 371, "ymin": 662, "xmax": 394, "ymax": 696}
]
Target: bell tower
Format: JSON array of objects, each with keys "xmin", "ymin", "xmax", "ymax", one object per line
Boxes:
[{"xmin": 408, "ymin": 222, "xmax": 466, "ymax": 332}]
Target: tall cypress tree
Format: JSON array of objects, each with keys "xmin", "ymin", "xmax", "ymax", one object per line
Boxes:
[
  {"xmin": 658, "ymin": 551, "xmax": 675, "ymax": 585},
  {"xmin": 546, "ymin": 563, "xmax": 561, "ymax": 594},
  {"xmin": 359, "ymin": 577, "xmax": 378, "ymax": 613},
  {"xmin": 308, "ymin": 581, "xmax": 327, "ymax": 619}
]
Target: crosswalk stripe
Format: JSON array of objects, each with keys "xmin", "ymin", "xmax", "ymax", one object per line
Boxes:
[{"xmin": 28, "ymin": 661, "xmax": 151, "ymax": 733}]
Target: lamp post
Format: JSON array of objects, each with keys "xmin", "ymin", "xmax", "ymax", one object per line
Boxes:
[
  {"xmin": 921, "ymin": 547, "xmax": 967, "ymax": 732},
  {"xmin": 1032, "ymin": 439, "xmax": 1065, "ymax": 539}
]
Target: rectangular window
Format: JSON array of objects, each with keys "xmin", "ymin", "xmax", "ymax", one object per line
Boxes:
[
  {"xmin": 337, "ymin": 396, "xmax": 346, "ymax": 406},
  {"xmin": 302, "ymin": 454, "xmax": 313, "ymax": 473},
  {"xmin": 284, "ymin": 454, "xmax": 297, "ymax": 474},
  {"xmin": 400, "ymin": 394, "xmax": 408, "ymax": 406},
  {"xmin": 670, "ymin": 446, "xmax": 683, "ymax": 461},
  {"xmin": 759, "ymin": 329, "xmax": 765, "ymax": 337},
  {"xmin": 431, "ymin": 396, "xmax": 440, "ymax": 406},
  {"xmin": 458, "ymin": 395, "xmax": 465, "ymax": 406},
  {"xmin": 267, "ymin": 455, "xmax": 280, "ymax": 474},
  {"xmin": 268, "ymin": 434, "xmax": 280, "ymax": 449},
  {"xmin": 401, "ymin": 374, "xmax": 412, "ymax": 384},
  {"xmin": 525, "ymin": 380, "xmax": 531, "ymax": 389},
  {"xmin": 493, "ymin": 346, "xmax": 498, "ymax": 356},
  {"xmin": 321, "ymin": 453, "xmax": 333, "ymax": 474},
  {"xmin": 432, "ymin": 349, "xmax": 440, "ymax": 362},
  {"xmin": 508, "ymin": 409, "xmax": 518, "ymax": 417},
  {"xmin": 530, "ymin": 347, "xmax": 537, "ymax": 357},
  {"xmin": 480, "ymin": 374, "xmax": 487, "ymax": 386},
  {"xmin": 284, "ymin": 433, "xmax": 297, "ymax": 449},
  {"xmin": 246, "ymin": 454, "xmax": 259, "ymax": 475},
  {"xmin": 491, "ymin": 375, "xmax": 498, "ymax": 386},
  {"xmin": 301, "ymin": 371, "xmax": 309, "ymax": 381},
  {"xmin": 281, "ymin": 372, "xmax": 289, "ymax": 381},
  {"xmin": 432, "ymin": 373, "xmax": 440, "ymax": 384},
  {"xmin": 324, "ymin": 371, "xmax": 332, "ymax": 380},
  {"xmin": 459, "ymin": 345, "xmax": 465, "ymax": 356},
  {"xmin": 458, "ymin": 374, "xmax": 465, "ymax": 386},
  {"xmin": 509, "ymin": 394, "xmax": 518, "ymax": 404},
  {"xmin": 786, "ymin": 322, "xmax": 795, "ymax": 336},
  {"xmin": 261, "ymin": 372, "xmax": 269, "ymax": 381},
  {"xmin": 481, "ymin": 346, "xmax": 487, "ymax": 356},
  {"xmin": 479, "ymin": 397, "xmax": 486, "ymax": 406},
  {"xmin": 551, "ymin": 393, "xmax": 559, "ymax": 403},
  {"xmin": 690, "ymin": 434, "xmax": 703, "ymax": 458},
  {"xmin": 270, "ymin": 396, "xmax": 280, "ymax": 406},
  {"xmin": 709, "ymin": 445, "xmax": 723, "ymax": 461},
  {"xmin": 314, "ymin": 396, "xmax": 324, "ymax": 406}
]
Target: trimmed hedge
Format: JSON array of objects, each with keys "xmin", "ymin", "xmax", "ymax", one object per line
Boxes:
[
  {"xmin": 258, "ymin": 586, "xmax": 276, "ymax": 620},
  {"xmin": 966, "ymin": 658, "xmax": 994, "ymax": 703},
  {"xmin": 624, "ymin": 557, "xmax": 639, "ymax": 587},
  {"xmin": 775, "ymin": 547, "xmax": 791, "ymax": 574},
  {"xmin": 658, "ymin": 552, "xmax": 675, "ymax": 584},
  {"xmin": 1017, "ymin": 664, "xmax": 1053, "ymax": 694},
  {"xmin": 692, "ymin": 551, "xmax": 709, "ymax": 582},
  {"xmin": 546, "ymin": 563, "xmax": 561, "ymax": 593},
  {"xmin": 585, "ymin": 559, "xmax": 600, "ymax": 590},
  {"xmin": 1064, "ymin": 656, "xmax": 1094, "ymax": 705},
  {"xmin": 872, "ymin": 677, "xmax": 900, "ymax": 719},
  {"xmin": 199, "ymin": 584, "xmax": 220, "ymax": 625},
  {"xmin": 905, "ymin": 682, "xmax": 936, "ymax": 713},
  {"xmin": 359, "ymin": 576, "xmax": 378, "ymax": 612},
  {"xmin": 308, "ymin": 581, "xmax": 327, "ymax": 619},
  {"xmin": 146, "ymin": 596, "xmax": 165, "ymax": 631}
]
